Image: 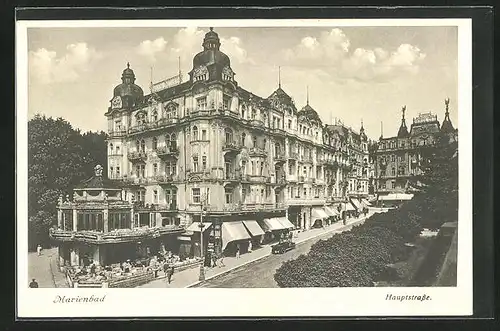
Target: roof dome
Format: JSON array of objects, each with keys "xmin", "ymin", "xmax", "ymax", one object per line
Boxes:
[
  {"xmin": 112, "ymin": 63, "xmax": 144, "ymax": 108},
  {"xmin": 192, "ymin": 28, "xmax": 231, "ymax": 69},
  {"xmin": 298, "ymin": 104, "xmax": 323, "ymax": 126}
]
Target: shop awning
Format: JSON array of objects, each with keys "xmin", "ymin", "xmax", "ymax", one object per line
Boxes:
[
  {"xmin": 242, "ymin": 220, "xmax": 265, "ymax": 237},
  {"xmin": 260, "ymin": 218, "xmax": 287, "ymax": 232},
  {"xmin": 345, "ymin": 203, "xmax": 356, "ymax": 211},
  {"xmin": 350, "ymin": 198, "xmax": 362, "ymax": 210},
  {"xmin": 222, "ymin": 221, "xmax": 252, "ymax": 250},
  {"xmin": 276, "ymin": 217, "xmax": 295, "ymax": 229},
  {"xmin": 186, "ymin": 222, "xmax": 212, "ymax": 232},
  {"xmin": 323, "ymin": 206, "xmax": 339, "ymax": 217},
  {"xmin": 312, "ymin": 208, "xmax": 329, "ymax": 220},
  {"xmin": 378, "ymin": 193, "xmax": 414, "ymax": 201},
  {"xmin": 361, "ymin": 198, "xmax": 372, "ymax": 206}
]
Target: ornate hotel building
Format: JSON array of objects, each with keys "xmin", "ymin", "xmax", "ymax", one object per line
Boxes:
[
  {"xmin": 373, "ymin": 100, "xmax": 457, "ymax": 196},
  {"xmin": 102, "ymin": 28, "xmax": 370, "ymax": 257}
]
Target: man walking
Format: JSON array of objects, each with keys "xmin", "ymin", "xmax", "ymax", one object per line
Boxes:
[
  {"xmin": 166, "ymin": 263, "xmax": 175, "ymax": 284},
  {"xmin": 36, "ymin": 244, "xmax": 42, "ymax": 256}
]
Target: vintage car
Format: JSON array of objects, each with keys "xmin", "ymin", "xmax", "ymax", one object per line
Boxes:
[{"xmin": 271, "ymin": 240, "xmax": 296, "ymax": 254}]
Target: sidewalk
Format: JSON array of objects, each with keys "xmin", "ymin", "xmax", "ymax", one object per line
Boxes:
[
  {"xmin": 28, "ymin": 247, "xmax": 68, "ymax": 288},
  {"xmin": 138, "ymin": 212, "xmax": 372, "ymax": 288}
]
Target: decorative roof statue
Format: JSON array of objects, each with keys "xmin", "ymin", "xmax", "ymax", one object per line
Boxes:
[{"xmin": 94, "ymin": 164, "xmax": 103, "ymax": 177}]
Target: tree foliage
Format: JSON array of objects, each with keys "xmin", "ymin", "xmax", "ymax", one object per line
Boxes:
[
  {"xmin": 27, "ymin": 115, "xmax": 107, "ymax": 250},
  {"xmin": 274, "ymin": 135, "xmax": 458, "ymax": 287}
]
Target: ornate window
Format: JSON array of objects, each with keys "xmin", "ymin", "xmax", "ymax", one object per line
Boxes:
[
  {"xmin": 241, "ymin": 133, "xmax": 246, "ymax": 146},
  {"xmin": 136, "ymin": 112, "xmax": 146, "ymax": 125},
  {"xmin": 251, "ymin": 108, "xmax": 257, "ymax": 120},
  {"xmin": 241, "ymin": 105, "xmax": 246, "ymax": 118},
  {"xmin": 225, "ymin": 188, "xmax": 233, "ymax": 204},
  {"xmin": 135, "ymin": 140, "xmax": 140, "ymax": 152},
  {"xmin": 140, "ymin": 139, "xmax": 146, "ymax": 152},
  {"xmin": 223, "ymin": 95, "xmax": 231, "ymax": 110},
  {"xmin": 152, "ymin": 137, "xmax": 158, "ymax": 150},
  {"xmin": 202, "ymin": 129, "xmax": 207, "ymax": 140},
  {"xmin": 225, "ymin": 128, "xmax": 233, "ymax": 144},
  {"xmin": 193, "ymin": 156, "xmax": 199, "ymax": 172},
  {"xmin": 116, "ymin": 166, "xmax": 120, "ymax": 177},
  {"xmin": 164, "ymin": 103, "xmax": 178, "ymax": 119},
  {"xmin": 151, "ymin": 110, "xmax": 158, "ymax": 122},
  {"xmin": 153, "ymin": 163, "xmax": 158, "ymax": 176},
  {"xmin": 196, "ymin": 97, "xmax": 207, "ymax": 110},
  {"xmin": 263, "ymin": 139, "xmax": 267, "ymax": 149},
  {"xmin": 202, "ymin": 156, "xmax": 207, "ymax": 170},
  {"xmin": 253, "ymin": 136, "xmax": 257, "ymax": 148},
  {"xmin": 109, "ymin": 143, "xmax": 114, "ymax": 154},
  {"xmin": 192, "ymin": 188, "xmax": 201, "ymax": 203},
  {"xmin": 192, "ymin": 126, "xmax": 198, "ymax": 141}
]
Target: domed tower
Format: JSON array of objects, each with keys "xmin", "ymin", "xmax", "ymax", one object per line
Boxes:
[
  {"xmin": 189, "ymin": 28, "xmax": 236, "ymax": 83},
  {"xmin": 110, "ymin": 63, "xmax": 144, "ymax": 111},
  {"xmin": 397, "ymin": 105, "xmax": 410, "ymax": 138}
]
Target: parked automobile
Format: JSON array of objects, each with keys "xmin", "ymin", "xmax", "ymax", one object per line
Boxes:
[{"xmin": 271, "ymin": 240, "xmax": 296, "ymax": 254}]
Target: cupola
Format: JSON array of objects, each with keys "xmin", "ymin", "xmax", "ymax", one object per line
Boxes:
[{"xmin": 111, "ymin": 63, "xmax": 144, "ymax": 110}]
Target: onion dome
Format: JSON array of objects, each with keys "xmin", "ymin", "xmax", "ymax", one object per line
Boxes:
[
  {"xmin": 112, "ymin": 62, "xmax": 144, "ymax": 109},
  {"xmin": 397, "ymin": 105, "xmax": 410, "ymax": 138},
  {"xmin": 191, "ymin": 28, "xmax": 231, "ymax": 72}
]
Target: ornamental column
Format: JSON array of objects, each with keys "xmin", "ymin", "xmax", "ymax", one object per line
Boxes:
[
  {"xmin": 103, "ymin": 208, "xmax": 109, "ymax": 232},
  {"xmin": 72, "ymin": 209, "xmax": 78, "ymax": 231}
]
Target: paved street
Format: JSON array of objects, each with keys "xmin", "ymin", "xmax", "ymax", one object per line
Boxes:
[{"xmin": 195, "ymin": 217, "xmax": 368, "ymax": 288}]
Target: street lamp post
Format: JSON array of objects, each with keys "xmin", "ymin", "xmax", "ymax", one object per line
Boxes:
[{"xmin": 198, "ymin": 193, "xmax": 208, "ymax": 281}]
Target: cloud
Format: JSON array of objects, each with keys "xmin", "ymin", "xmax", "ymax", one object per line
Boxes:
[
  {"xmin": 221, "ymin": 36, "xmax": 255, "ymax": 65},
  {"xmin": 282, "ymin": 28, "xmax": 426, "ymax": 83},
  {"xmin": 29, "ymin": 43, "xmax": 102, "ymax": 84},
  {"xmin": 136, "ymin": 37, "xmax": 168, "ymax": 62}
]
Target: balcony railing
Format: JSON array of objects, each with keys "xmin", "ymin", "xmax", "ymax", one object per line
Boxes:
[
  {"xmin": 249, "ymin": 147, "xmax": 268, "ymax": 157},
  {"xmin": 156, "ymin": 146, "xmax": 179, "ymax": 158},
  {"xmin": 153, "ymin": 174, "xmax": 180, "ymax": 184},
  {"xmin": 248, "ymin": 175, "xmax": 267, "ymax": 183},
  {"xmin": 223, "ymin": 172, "xmax": 242, "ymax": 181},
  {"xmin": 122, "ymin": 177, "xmax": 148, "ymax": 185},
  {"xmin": 270, "ymin": 176, "xmax": 287, "ymax": 185},
  {"xmin": 127, "ymin": 151, "xmax": 147, "ymax": 162},
  {"xmin": 108, "ymin": 129, "xmax": 127, "ymax": 138},
  {"xmin": 301, "ymin": 155, "xmax": 313, "ymax": 163},
  {"xmin": 288, "ymin": 151, "xmax": 299, "ymax": 160},
  {"xmin": 273, "ymin": 152, "xmax": 286, "ymax": 163},
  {"xmin": 157, "ymin": 117, "xmax": 179, "ymax": 127},
  {"xmin": 222, "ymin": 141, "xmax": 243, "ymax": 153}
]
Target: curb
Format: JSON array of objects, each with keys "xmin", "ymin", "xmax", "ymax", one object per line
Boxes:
[{"xmin": 185, "ymin": 215, "xmax": 371, "ymax": 288}]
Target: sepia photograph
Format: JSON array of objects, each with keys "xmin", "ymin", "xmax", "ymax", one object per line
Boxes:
[{"xmin": 16, "ymin": 17, "xmax": 473, "ymax": 317}]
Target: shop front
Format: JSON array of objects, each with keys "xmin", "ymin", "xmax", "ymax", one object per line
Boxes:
[
  {"xmin": 311, "ymin": 208, "xmax": 329, "ymax": 228},
  {"xmin": 242, "ymin": 220, "xmax": 265, "ymax": 250},
  {"xmin": 323, "ymin": 205, "xmax": 339, "ymax": 224},
  {"xmin": 259, "ymin": 217, "xmax": 293, "ymax": 244},
  {"xmin": 221, "ymin": 221, "xmax": 252, "ymax": 256}
]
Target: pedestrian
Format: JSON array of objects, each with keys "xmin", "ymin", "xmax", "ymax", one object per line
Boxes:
[
  {"xmin": 218, "ymin": 252, "xmax": 225, "ymax": 267},
  {"xmin": 29, "ymin": 278, "xmax": 38, "ymax": 288},
  {"xmin": 248, "ymin": 240, "xmax": 252, "ymax": 253},
  {"xmin": 236, "ymin": 244, "xmax": 240, "ymax": 259},
  {"xmin": 166, "ymin": 264, "xmax": 175, "ymax": 284},
  {"xmin": 163, "ymin": 261, "xmax": 169, "ymax": 276},
  {"xmin": 36, "ymin": 244, "xmax": 42, "ymax": 256},
  {"xmin": 211, "ymin": 254, "xmax": 217, "ymax": 268},
  {"xmin": 90, "ymin": 262, "xmax": 96, "ymax": 276}
]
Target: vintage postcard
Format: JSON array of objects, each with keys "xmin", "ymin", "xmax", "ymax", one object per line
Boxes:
[{"xmin": 16, "ymin": 17, "xmax": 472, "ymax": 317}]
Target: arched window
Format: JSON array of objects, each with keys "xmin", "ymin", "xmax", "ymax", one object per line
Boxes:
[
  {"xmin": 241, "ymin": 133, "xmax": 246, "ymax": 146},
  {"xmin": 253, "ymin": 136, "xmax": 257, "ymax": 148},
  {"xmin": 109, "ymin": 143, "xmax": 114, "ymax": 154},
  {"xmin": 241, "ymin": 105, "xmax": 246, "ymax": 118},
  {"xmin": 275, "ymin": 142, "xmax": 280, "ymax": 156},
  {"xmin": 151, "ymin": 110, "xmax": 158, "ymax": 122},
  {"xmin": 135, "ymin": 140, "xmax": 140, "ymax": 152},
  {"xmin": 152, "ymin": 137, "xmax": 158, "ymax": 150},
  {"xmin": 170, "ymin": 133, "xmax": 177, "ymax": 149},
  {"xmin": 136, "ymin": 112, "xmax": 146, "ymax": 125},
  {"xmin": 192, "ymin": 126, "xmax": 198, "ymax": 141},
  {"xmin": 140, "ymin": 139, "xmax": 145, "ymax": 152},
  {"xmin": 263, "ymin": 139, "xmax": 267, "ymax": 149},
  {"xmin": 251, "ymin": 108, "xmax": 257, "ymax": 120},
  {"xmin": 225, "ymin": 128, "xmax": 233, "ymax": 144}
]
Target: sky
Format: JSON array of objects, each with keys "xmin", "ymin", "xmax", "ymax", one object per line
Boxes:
[{"xmin": 27, "ymin": 25, "xmax": 458, "ymax": 139}]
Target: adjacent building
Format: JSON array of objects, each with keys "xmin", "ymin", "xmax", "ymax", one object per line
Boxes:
[{"xmin": 373, "ymin": 99, "xmax": 457, "ymax": 201}]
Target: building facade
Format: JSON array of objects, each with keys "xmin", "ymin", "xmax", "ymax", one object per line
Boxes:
[
  {"xmin": 373, "ymin": 99, "xmax": 457, "ymax": 197},
  {"xmin": 102, "ymin": 28, "xmax": 370, "ymax": 257}
]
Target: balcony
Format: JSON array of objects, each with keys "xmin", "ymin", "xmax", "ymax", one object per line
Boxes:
[
  {"xmin": 157, "ymin": 117, "xmax": 179, "ymax": 127},
  {"xmin": 127, "ymin": 151, "xmax": 147, "ymax": 162},
  {"xmin": 288, "ymin": 151, "xmax": 299, "ymax": 160},
  {"xmin": 154, "ymin": 174, "xmax": 180, "ymax": 184},
  {"xmin": 287, "ymin": 198, "xmax": 326, "ymax": 206},
  {"xmin": 222, "ymin": 141, "xmax": 242, "ymax": 154},
  {"xmin": 249, "ymin": 147, "xmax": 268, "ymax": 157},
  {"xmin": 271, "ymin": 127, "xmax": 286, "ymax": 135},
  {"xmin": 223, "ymin": 172, "xmax": 242, "ymax": 183},
  {"xmin": 151, "ymin": 203, "xmax": 178, "ymax": 212},
  {"xmin": 156, "ymin": 146, "xmax": 179, "ymax": 158},
  {"xmin": 122, "ymin": 177, "xmax": 148, "ymax": 186},
  {"xmin": 300, "ymin": 155, "xmax": 313, "ymax": 164},
  {"xmin": 248, "ymin": 175, "xmax": 267, "ymax": 183},
  {"xmin": 108, "ymin": 129, "xmax": 127, "ymax": 138},
  {"xmin": 49, "ymin": 225, "xmax": 185, "ymax": 244},
  {"xmin": 270, "ymin": 175, "xmax": 287, "ymax": 186},
  {"xmin": 273, "ymin": 152, "xmax": 286, "ymax": 163}
]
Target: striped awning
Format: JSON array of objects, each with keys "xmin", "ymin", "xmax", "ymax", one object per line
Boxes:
[
  {"xmin": 260, "ymin": 218, "xmax": 287, "ymax": 232},
  {"xmin": 345, "ymin": 203, "xmax": 356, "ymax": 211},
  {"xmin": 323, "ymin": 206, "xmax": 339, "ymax": 217},
  {"xmin": 350, "ymin": 198, "xmax": 362, "ymax": 210},
  {"xmin": 242, "ymin": 220, "xmax": 265, "ymax": 237},
  {"xmin": 276, "ymin": 217, "xmax": 295, "ymax": 229},
  {"xmin": 312, "ymin": 208, "xmax": 329, "ymax": 220},
  {"xmin": 222, "ymin": 221, "xmax": 251, "ymax": 250},
  {"xmin": 361, "ymin": 198, "xmax": 372, "ymax": 206}
]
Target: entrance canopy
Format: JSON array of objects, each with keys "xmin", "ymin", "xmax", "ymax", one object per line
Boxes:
[
  {"xmin": 242, "ymin": 220, "xmax": 265, "ymax": 237},
  {"xmin": 345, "ymin": 203, "xmax": 356, "ymax": 211},
  {"xmin": 186, "ymin": 222, "xmax": 212, "ymax": 232},
  {"xmin": 222, "ymin": 221, "xmax": 252, "ymax": 250},
  {"xmin": 312, "ymin": 208, "xmax": 329, "ymax": 220}
]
